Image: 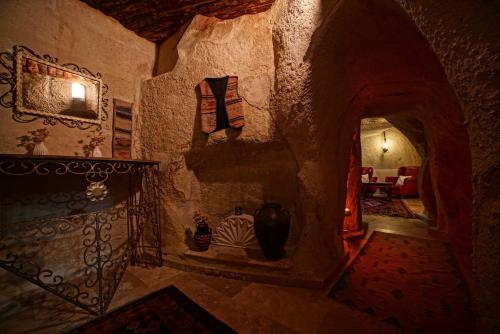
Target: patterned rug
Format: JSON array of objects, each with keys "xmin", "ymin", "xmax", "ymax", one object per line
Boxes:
[
  {"xmin": 330, "ymin": 231, "xmax": 474, "ymax": 334},
  {"xmin": 362, "ymin": 198, "xmax": 415, "ymax": 218},
  {"xmin": 67, "ymin": 285, "xmax": 236, "ymax": 334}
]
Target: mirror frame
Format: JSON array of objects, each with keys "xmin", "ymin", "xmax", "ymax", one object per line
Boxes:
[
  {"xmin": 15, "ymin": 49, "xmax": 103, "ymax": 126},
  {"xmin": 0, "ymin": 45, "xmax": 108, "ymax": 130}
]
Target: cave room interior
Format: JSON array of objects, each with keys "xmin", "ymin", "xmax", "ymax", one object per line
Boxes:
[{"xmin": 0, "ymin": 0, "xmax": 499, "ymax": 333}]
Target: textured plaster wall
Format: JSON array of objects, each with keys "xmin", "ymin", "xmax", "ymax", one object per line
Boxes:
[
  {"xmin": 0, "ymin": 0, "xmax": 156, "ymax": 157},
  {"xmin": 0, "ymin": 0, "xmax": 156, "ymax": 308},
  {"xmin": 396, "ymin": 1, "xmax": 500, "ymax": 331},
  {"xmin": 361, "ymin": 126, "xmax": 422, "ymax": 171}
]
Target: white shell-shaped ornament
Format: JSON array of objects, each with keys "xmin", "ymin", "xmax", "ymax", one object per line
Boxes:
[{"xmin": 212, "ymin": 214, "xmax": 259, "ymax": 249}]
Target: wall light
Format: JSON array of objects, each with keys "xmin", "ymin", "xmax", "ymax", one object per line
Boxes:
[
  {"xmin": 382, "ymin": 131, "xmax": 389, "ymax": 153},
  {"xmin": 71, "ymin": 82, "xmax": 85, "ymax": 100}
]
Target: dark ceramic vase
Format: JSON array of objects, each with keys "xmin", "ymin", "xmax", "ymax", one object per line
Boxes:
[
  {"xmin": 254, "ymin": 203, "xmax": 290, "ymax": 260},
  {"xmin": 194, "ymin": 224, "xmax": 212, "ymax": 251}
]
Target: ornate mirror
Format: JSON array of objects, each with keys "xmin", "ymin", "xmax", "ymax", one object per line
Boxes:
[{"xmin": 1, "ymin": 45, "xmax": 108, "ymax": 129}]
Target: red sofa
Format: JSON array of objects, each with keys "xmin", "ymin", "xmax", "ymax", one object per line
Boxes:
[{"xmin": 385, "ymin": 166, "xmax": 419, "ymax": 197}]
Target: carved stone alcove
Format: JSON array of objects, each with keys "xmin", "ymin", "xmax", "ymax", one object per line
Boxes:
[{"xmin": 0, "ymin": 45, "xmax": 108, "ymax": 130}]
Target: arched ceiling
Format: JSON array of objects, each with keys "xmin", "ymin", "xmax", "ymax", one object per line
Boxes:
[
  {"xmin": 313, "ymin": 0, "xmax": 451, "ymax": 108},
  {"xmin": 360, "ymin": 117, "xmax": 392, "ymax": 132},
  {"xmin": 81, "ymin": 0, "xmax": 275, "ymax": 43}
]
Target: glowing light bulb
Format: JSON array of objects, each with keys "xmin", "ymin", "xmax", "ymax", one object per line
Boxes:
[
  {"xmin": 72, "ymin": 83, "xmax": 85, "ymax": 99},
  {"xmin": 382, "ymin": 131, "xmax": 389, "ymax": 153},
  {"xmin": 345, "ymin": 208, "xmax": 352, "ymax": 216},
  {"xmin": 382, "ymin": 141, "xmax": 389, "ymax": 152}
]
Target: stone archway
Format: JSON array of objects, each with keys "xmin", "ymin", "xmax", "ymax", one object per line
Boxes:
[
  {"xmin": 391, "ymin": 2, "xmax": 500, "ymax": 331},
  {"xmin": 273, "ymin": 0, "xmax": 474, "ymax": 297},
  {"xmin": 342, "ymin": 83, "xmax": 472, "ymax": 250}
]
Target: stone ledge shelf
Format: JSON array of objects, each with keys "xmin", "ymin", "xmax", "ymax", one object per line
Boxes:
[
  {"xmin": 183, "ymin": 245, "xmax": 292, "ymax": 271},
  {"xmin": 165, "ymin": 254, "xmax": 331, "ymax": 289}
]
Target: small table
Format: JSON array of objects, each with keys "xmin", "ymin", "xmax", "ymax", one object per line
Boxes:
[
  {"xmin": 361, "ymin": 182, "xmax": 393, "ymax": 200},
  {"xmin": 0, "ymin": 154, "xmax": 162, "ymax": 315}
]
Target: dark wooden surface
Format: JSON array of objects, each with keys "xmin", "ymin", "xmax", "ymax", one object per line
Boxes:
[
  {"xmin": 362, "ymin": 182, "xmax": 393, "ymax": 186},
  {"xmin": 81, "ymin": 0, "xmax": 275, "ymax": 43},
  {"xmin": 361, "ymin": 182, "xmax": 393, "ymax": 200}
]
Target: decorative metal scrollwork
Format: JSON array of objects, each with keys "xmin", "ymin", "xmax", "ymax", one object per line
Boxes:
[
  {"xmin": 0, "ymin": 45, "xmax": 108, "ymax": 130},
  {"xmin": 0, "ymin": 158, "xmax": 148, "ymax": 184},
  {"xmin": 0, "ymin": 155, "xmax": 162, "ymax": 315},
  {"xmin": 0, "ymin": 50, "xmax": 15, "ymax": 108}
]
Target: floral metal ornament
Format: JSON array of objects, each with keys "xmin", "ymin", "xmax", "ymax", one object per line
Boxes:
[{"xmin": 86, "ymin": 182, "xmax": 108, "ymax": 201}]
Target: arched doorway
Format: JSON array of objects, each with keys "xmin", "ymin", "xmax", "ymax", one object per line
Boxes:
[
  {"xmin": 304, "ymin": 0, "xmax": 474, "ymax": 331},
  {"xmin": 304, "ymin": 0, "xmax": 472, "ymax": 256},
  {"xmin": 343, "ymin": 85, "xmax": 472, "ymax": 258}
]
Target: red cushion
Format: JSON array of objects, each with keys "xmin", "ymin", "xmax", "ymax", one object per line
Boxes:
[
  {"xmin": 398, "ymin": 166, "xmax": 419, "ymax": 177},
  {"xmin": 361, "ymin": 167, "xmax": 374, "ymax": 180}
]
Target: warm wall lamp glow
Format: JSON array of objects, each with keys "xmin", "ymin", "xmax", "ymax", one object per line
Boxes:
[
  {"xmin": 71, "ymin": 82, "xmax": 85, "ymax": 99},
  {"xmin": 382, "ymin": 131, "xmax": 389, "ymax": 153}
]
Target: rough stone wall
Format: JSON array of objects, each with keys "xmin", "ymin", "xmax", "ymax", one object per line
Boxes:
[
  {"xmin": 386, "ymin": 115, "xmax": 437, "ymax": 220},
  {"xmin": 141, "ymin": 0, "xmax": 349, "ymax": 278},
  {"xmin": 395, "ymin": 1, "xmax": 500, "ymax": 331},
  {"xmin": 140, "ymin": 1, "xmax": 496, "ymax": 311},
  {"xmin": 0, "ymin": 0, "xmax": 156, "ymax": 157},
  {"xmin": 270, "ymin": 0, "xmax": 474, "ymax": 283},
  {"xmin": 361, "ymin": 126, "xmax": 422, "ymax": 171},
  {"xmin": 140, "ymin": 8, "xmax": 308, "ymax": 270},
  {"xmin": 270, "ymin": 0, "xmax": 343, "ymax": 276},
  {"xmin": 303, "ymin": 0, "xmax": 473, "ymax": 266},
  {"xmin": 345, "ymin": 126, "xmax": 362, "ymax": 232},
  {"xmin": 156, "ymin": 22, "xmax": 190, "ymax": 75}
]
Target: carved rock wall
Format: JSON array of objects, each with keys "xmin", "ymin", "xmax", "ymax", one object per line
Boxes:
[
  {"xmin": 361, "ymin": 125, "xmax": 422, "ymax": 171},
  {"xmin": 140, "ymin": 9, "xmax": 303, "ymax": 270},
  {"xmin": 0, "ymin": 0, "xmax": 156, "ymax": 157},
  {"xmin": 142, "ymin": 1, "xmax": 497, "ymax": 325},
  {"xmin": 395, "ymin": 1, "xmax": 500, "ymax": 331}
]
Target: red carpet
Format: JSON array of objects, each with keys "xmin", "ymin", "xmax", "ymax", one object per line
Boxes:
[
  {"xmin": 330, "ymin": 231, "xmax": 474, "ymax": 334},
  {"xmin": 67, "ymin": 285, "xmax": 236, "ymax": 333},
  {"xmin": 362, "ymin": 198, "xmax": 415, "ymax": 218}
]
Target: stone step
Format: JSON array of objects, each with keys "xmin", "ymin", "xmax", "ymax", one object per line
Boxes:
[
  {"xmin": 184, "ymin": 245, "xmax": 293, "ymax": 270},
  {"xmin": 165, "ymin": 253, "xmax": 327, "ymax": 288}
]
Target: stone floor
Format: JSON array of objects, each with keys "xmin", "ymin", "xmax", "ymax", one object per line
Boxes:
[
  {"xmin": 0, "ymin": 212, "xmax": 469, "ymax": 334},
  {"xmin": 401, "ymin": 197, "xmax": 425, "ymax": 215},
  {"xmin": 401, "ymin": 197, "xmax": 431, "ymax": 221}
]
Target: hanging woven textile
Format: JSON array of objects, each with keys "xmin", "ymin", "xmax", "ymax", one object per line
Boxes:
[{"xmin": 199, "ymin": 76, "xmax": 244, "ymax": 134}]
